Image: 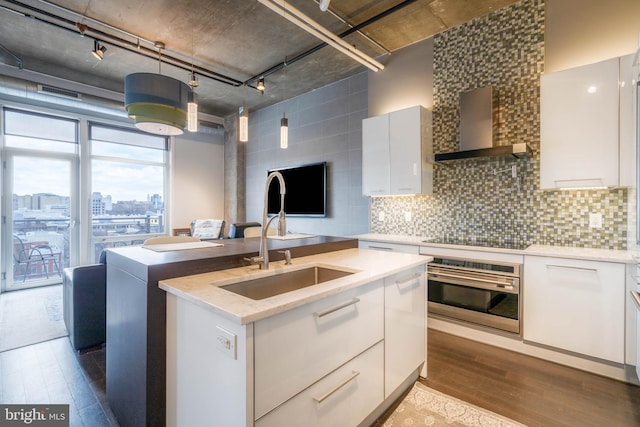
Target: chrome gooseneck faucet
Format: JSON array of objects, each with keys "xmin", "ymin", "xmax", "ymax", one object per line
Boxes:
[{"xmin": 246, "ymin": 171, "xmax": 287, "ymax": 269}]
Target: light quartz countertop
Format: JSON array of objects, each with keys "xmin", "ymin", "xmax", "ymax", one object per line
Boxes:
[
  {"xmin": 354, "ymin": 233, "xmax": 634, "ymax": 263},
  {"xmin": 159, "ymin": 248, "xmax": 431, "ymax": 325}
]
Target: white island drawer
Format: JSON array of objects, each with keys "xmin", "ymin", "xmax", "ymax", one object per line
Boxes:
[
  {"xmin": 256, "ymin": 341, "xmax": 384, "ymax": 427},
  {"xmin": 254, "ymin": 280, "xmax": 384, "ymax": 419}
]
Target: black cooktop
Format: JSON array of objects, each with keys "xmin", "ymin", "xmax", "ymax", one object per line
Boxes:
[{"xmin": 422, "ymin": 237, "xmax": 530, "ymax": 251}]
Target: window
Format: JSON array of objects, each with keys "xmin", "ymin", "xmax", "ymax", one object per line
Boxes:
[
  {"xmin": 4, "ymin": 108, "xmax": 77, "ymax": 153},
  {"xmin": 89, "ymin": 124, "xmax": 168, "ymax": 260},
  {"xmin": 2, "ymin": 108, "xmax": 78, "ymax": 289}
]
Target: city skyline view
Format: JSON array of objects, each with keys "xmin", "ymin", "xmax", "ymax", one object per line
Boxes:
[{"xmin": 13, "ymin": 156, "xmax": 164, "ymax": 203}]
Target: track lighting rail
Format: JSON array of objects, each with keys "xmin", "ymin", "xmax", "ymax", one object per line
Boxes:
[
  {"xmin": 1, "ymin": 0, "xmax": 247, "ymax": 88},
  {"xmin": 2, "ymin": 0, "xmax": 418, "ymax": 97}
]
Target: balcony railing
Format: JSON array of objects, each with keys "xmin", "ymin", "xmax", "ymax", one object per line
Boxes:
[{"xmin": 12, "ymin": 215, "xmax": 165, "ymax": 282}]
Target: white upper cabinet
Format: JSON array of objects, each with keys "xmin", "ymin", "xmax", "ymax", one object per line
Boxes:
[
  {"xmin": 362, "ymin": 112, "xmax": 391, "ymax": 196},
  {"xmin": 362, "ymin": 106, "xmax": 432, "ymax": 196},
  {"xmin": 540, "ymin": 55, "xmax": 635, "ymax": 189}
]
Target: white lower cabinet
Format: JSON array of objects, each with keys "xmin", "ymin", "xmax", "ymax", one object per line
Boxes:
[
  {"xmin": 523, "ymin": 256, "xmax": 625, "ymax": 363},
  {"xmin": 167, "ymin": 263, "xmax": 426, "ymax": 427},
  {"xmin": 255, "ymin": 341, "xmax": 384, "ymax": 427},
  {"xmin": 384, "ymin": 267, "xmax": 426, "ymax": 398},
  {"xmin": 254, "ymin": 280, "xmax": 384, "ymax": 419}
]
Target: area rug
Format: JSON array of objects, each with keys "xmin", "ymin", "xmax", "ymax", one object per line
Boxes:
[
  {"xmin": 380, "ymin": 382, "xmax": 527, "ymax": 427},
  {"xmin": 0, "ymin": 284, "xmax": 68, "ymax": 352}
]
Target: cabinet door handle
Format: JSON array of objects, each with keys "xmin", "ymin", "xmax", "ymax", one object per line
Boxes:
[
  {"xmin": 314, "ymin": 297, "xmax": 360, "ymax": 318},
  {"xmin": 313, "ymin": 370, "xmax": 360, "ymax": 403},
  {"xmin": 546, "ymin": 264, "xmax": 598, "ymax": 273},
  {"xmin": 367, "ymin": 245, "xmax": 393, "ymax": 251}
]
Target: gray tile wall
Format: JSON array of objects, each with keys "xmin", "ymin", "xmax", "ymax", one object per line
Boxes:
[
  {"xmin": 245, "ymin": 73, "xmax": 369, "ymax": 236},
  {"xmin": 370, "ymin": 0, "xmax": 629, "ymax": 250}
]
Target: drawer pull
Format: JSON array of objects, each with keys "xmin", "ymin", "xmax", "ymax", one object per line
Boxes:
[
  {"xmin": 314, "ymin": 298, "xmax": 360, "ymax": 318},
  {"xmin": 313, "ymin": 370, "xmax": 360, "ymax": 403},
  {"xmin": 396, "ymin": 273, "xmax": 421, "ymax": 286},
  {"xmin": 368, "ymin": 245, "xmax": 393, "ymax": 251},
  {"xmin": 546, "ymin": 264, "xmax": 598, "ymax": 273}
]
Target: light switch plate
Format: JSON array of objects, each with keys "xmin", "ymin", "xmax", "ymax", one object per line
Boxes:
[
  {"xmin": 378, "ymin": 211, "xmax": 385, "ymax": 221},
  {"xmin": 404, "ymin": 211, "xmax": 412, "ymax": 222},
  {"xmin": 589, "ymin": 213, "xmax": 603, "ymax": 229}
]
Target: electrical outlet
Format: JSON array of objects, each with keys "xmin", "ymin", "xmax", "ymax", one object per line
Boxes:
[
  {"xmin": 378, "ymin": 211, "xmax": 385, "ymax": 221},
  {"xmin": 215, "ymin": 325, "xmax": 237, "ymax": 360},
  {"xmin": 404, "ymin": 211, "xmax": 412, "ymax": 222},
  {"xmin": 589, "ymin": 213, "xmax": 603, "ymax": 229}
]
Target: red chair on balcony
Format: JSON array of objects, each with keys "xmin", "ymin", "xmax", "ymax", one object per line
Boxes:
[{"xmin": 13, "ymin": 234, "xmax": 61, "ymax": 282}]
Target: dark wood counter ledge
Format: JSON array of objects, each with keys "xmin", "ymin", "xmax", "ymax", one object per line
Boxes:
[{"xmin": 105, "ymin": 235, "xmax": 358, "ymax": 427}]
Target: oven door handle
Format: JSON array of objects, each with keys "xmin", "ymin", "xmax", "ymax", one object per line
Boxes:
[{"xmin": 428, "ymin": 271, "xmax": 515, "ymax": 290}]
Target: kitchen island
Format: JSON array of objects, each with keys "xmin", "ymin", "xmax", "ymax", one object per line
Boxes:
[
  {"xmin": 105, "ymin": 235, "xmax": 358, "ymax": 427},
  {"xmin": 160, "ymin": 248, "xmax": 430, "ymax": 427}
]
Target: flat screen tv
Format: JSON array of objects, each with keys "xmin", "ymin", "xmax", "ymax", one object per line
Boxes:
[{"xmin": 267, "ymin": 162, "xmax": 327, "ymax": 217}]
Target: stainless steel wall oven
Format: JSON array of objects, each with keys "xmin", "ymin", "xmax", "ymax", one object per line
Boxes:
[{"xmin": 427, "ymin": 256, "xmax": 522, "ymax": 334}]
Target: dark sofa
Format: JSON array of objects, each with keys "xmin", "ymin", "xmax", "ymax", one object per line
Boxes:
[{"xmin": 63, "ymin": 255, "xmax": 106, "ymax": 351}]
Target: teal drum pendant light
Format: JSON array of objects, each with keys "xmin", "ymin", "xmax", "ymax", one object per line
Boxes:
[{"xmin": 124, "ymin": 72, "xmax": 190, "ymax": 136}]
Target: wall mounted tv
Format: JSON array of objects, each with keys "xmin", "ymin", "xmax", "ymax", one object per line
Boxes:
[{"xmin": 267, "ymin": 162, "xmax": 327, "ymax": 217}]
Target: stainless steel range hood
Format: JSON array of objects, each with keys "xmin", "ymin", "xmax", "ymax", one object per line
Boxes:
[{"xmin": 434, "ymin": 86, "xmax": 531, "ymax": 162}]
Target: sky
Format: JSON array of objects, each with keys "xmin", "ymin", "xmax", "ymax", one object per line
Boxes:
[{"xmin": 13, "ymin": 156, "xmax": 163, "ymax": 203}]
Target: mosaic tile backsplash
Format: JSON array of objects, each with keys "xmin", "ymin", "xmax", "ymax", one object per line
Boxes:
[{"xmin": 370, "ymin": 0, "xmax": 629, "ymax": 250}]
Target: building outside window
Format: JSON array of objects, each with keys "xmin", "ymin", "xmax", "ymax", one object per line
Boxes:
[
  {"xmin": 1, "ymin": 106, "xmax": 170, "ymax": 290},
  {"xmin": 89, "ymin": 123, "xmax": 169, "ymax": 262}
]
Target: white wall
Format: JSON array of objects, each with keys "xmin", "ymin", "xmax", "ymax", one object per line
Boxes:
[
  {"xmin": 545, "ymin": 0, "xmax": 640, "ymax": 73},
  {"xmin": 368, "ymin": 38, "xmax": 434, "ymax": 116},
  {"xmin": 171, "ymin": 131, "xmax": 225, "ymax": 231}
]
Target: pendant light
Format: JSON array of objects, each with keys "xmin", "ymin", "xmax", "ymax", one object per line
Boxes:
[
  {"xmin": 124, "ymin": 42, "xmax": 189, "ymax": 136},
  {"xmin": 187, "ymin": 35, "xmax": 198, "ymax": 133},
  {"xmin": 280, "ymin": 62, "xmax": 288, "ymax": 149},
  {"xmin": 187, "ymin": 69, "xmax": 198, "ymax": 132},
  {"xmin": 239, "ymin": 105, "xmax": 249, "ymax": 142},
  {"xmin": 187, "ymin": 88, "xmax": 198, "ymax": 132},
  {"xmin": 280, "ymin": 112, "xmax": 288, "ymax": 149}
]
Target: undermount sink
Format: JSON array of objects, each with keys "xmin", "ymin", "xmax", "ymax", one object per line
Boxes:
[{"xmin": 220, "ymin": 265, "xmax": 356, "ymax": 300}]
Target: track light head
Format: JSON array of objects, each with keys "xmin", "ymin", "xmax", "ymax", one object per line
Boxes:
[
  {"xmin": 92, "ymin": 40, "xmax": 106, "ymax": 60},
  {"xmin": 257, "ymin": 77, "xmax": 265, "ymax": 92}
]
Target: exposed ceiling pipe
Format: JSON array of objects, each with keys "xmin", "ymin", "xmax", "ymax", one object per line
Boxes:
[
  {"xmin": 1, "ymin": 0, "xmax": 248, "ymax": 88},
  {"xmin": 319, "ymin": 0, "xmax": 331, "ymax": 12},
  {"xmin": 313, "ymin": 0, "xmax": 390, "ymax": 55},
  {"xmin": 2, "ymin": 0, "xmax": 418, "ymax": 95},
  {"xmin": 0, "ymin": 41, "xmax": 23, "ymax": 69},
  {"xmin": 258, "ymin": 0, "xmax": 384, "ymax": 71},
  {"xmin": 246, "ymin": 0, "xmax": 417, "ymax": 85}
]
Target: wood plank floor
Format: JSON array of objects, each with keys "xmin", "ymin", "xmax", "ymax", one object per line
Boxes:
[
  {"xmin": 2, "ymin": 327, "xmax": 639, "ymax": 426},
  {"xmin": 0, "ymin": 338, "xmax": 117, "ymax": 427},
  {"xmin": 423, "ymin": 329, "xmax": 640, "ymax": 427}
]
